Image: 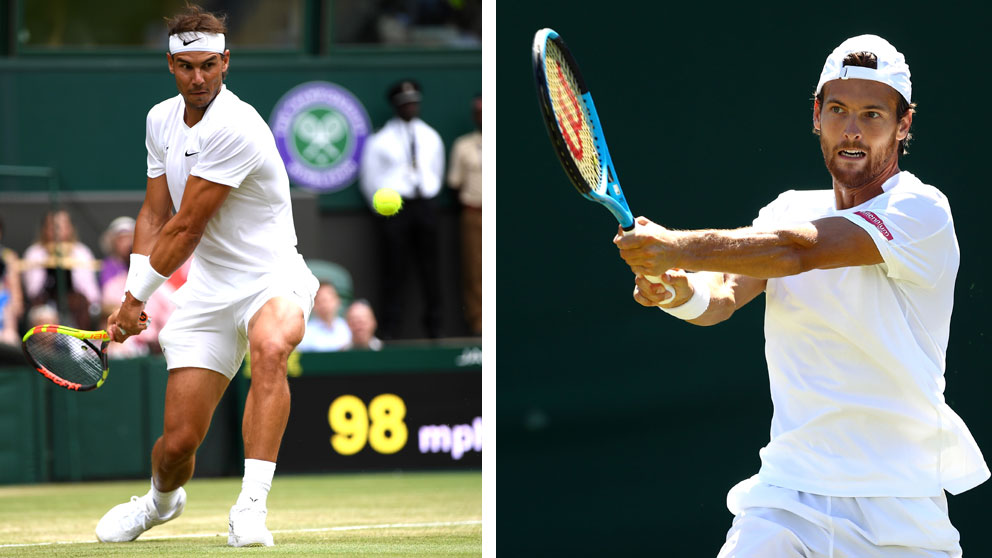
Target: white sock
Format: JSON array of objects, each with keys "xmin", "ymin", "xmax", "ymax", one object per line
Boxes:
[
  {"xmin": 150, "ymin": 479, "xmax": 181, "ymax": 516},
  {"xmin": 236, "ymin": 459, "xmax": 276, "ymax": 509}
]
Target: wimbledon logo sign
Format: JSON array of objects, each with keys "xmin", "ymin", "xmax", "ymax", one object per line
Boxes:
[{"xmin": 270, "ymin": 81, "xmax": 371, "ymax": 192}]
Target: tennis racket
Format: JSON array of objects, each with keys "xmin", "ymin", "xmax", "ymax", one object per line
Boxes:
[
  {"xmin": 532, "ymin": 28, "xmax": 673, "ymax": 296},
  {"xmin": 21, "ymin": 313, "xmax": 148, "ymax": 391}
]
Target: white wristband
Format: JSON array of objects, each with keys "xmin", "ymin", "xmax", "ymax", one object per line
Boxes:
[
  {"xmin": 124, "ymin": 253, "xmax": 168, "ymax": 302},
  {"xmin": 658, "ymin": 272, "xmax": 711, "ymax": 320}
]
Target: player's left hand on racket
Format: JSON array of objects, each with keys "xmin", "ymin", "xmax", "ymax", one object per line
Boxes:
[
  {"xmin": 21, "ymin": 312, "xmax": 149, "ymax": 392},
  {"xmin": 613, "ymin": 216, "xmax": 681, "ymax": 278},
  {"xmin": 108, "ymin": 294, "xmax": 149, "ymax": 343}
]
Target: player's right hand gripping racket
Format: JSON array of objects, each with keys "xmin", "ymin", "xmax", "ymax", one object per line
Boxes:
[
  {"xmin": 21, "ymin": 313, "xmax": 148, "ymax": 392},
  {"xmin": 532, "ymin": 28, "xmax": 673, "ymax": 296}
]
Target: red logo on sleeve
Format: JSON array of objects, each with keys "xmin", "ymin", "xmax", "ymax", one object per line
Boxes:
[{"xmin": 854, "ymin": 211, "xmax": 893, "ymax": 241}]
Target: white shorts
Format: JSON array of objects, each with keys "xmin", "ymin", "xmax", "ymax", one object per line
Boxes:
[
  {"xmin": 158, "ymin": 254, "xmax": 318, "ymax": 379},
  {"xmin": 717, "ymin": 476, "xmax": 962, "ymax": 558}
]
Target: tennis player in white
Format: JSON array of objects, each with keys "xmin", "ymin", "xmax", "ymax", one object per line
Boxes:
[
  {"xmin": 94, "ymin": 5, "xmax": 317, "ymax": 548},
  {"xmin": 616, "ymin": 35, "xmax": 989, "ymax": 557}
]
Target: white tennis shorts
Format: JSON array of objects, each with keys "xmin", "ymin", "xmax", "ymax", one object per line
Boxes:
[
  {"xmin": 158, "ymin": 254, "xmax": 318, "ymax": 379},
  {"xmin": 717, "ymin": 476, "xmax": 962, "ymax": 558}
]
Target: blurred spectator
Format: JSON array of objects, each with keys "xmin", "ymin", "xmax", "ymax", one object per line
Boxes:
[
  {"xmin": 448, "ymin": 93, "xmax": 483, "ymax": 335},
  {"xmin": 26, "ymin": 303, "xmax": 58, "ymax": 328},
  {"xmin": 345, "ymin": 299, "xmax": 383, "ymax": 351},
  {"xmin": 297, "ymin": 282, "xmax": 352, "ymax": 352},
  {"xmin": 360, "ymin": 79, "xmax": 445, "ymax": 339},
  {"xmin": 0, "ymin": 216, "xmax": 24, "ymax": 335},
  {"xmin": 99, "ymin": 216, "xmax": 135, "ymax": 287},
  {"xmin": 0, "ymin": 286, "xmax": 16, "ymax": 346},
  {"xmin": 21, "ymin": 209, "xmax": 100, "ymax": 329},
  {"xmin": 336, "ymin": 0, "xmax": 481, "ymax": 46}
]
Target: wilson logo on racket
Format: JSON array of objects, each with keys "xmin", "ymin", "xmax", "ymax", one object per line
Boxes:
[
  {"xmin": 854, "ymin": 211, "xmax": 893, "ymax": 241},
  {"xmin": 554, "ymin": 61, "xmax": 585, "ymax": 161},
  {"xmin": 531, "ymin": 28, "xmax": 676, "ymax": 297}
]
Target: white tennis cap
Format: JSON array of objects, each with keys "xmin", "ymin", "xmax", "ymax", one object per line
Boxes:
[{"xmin": 815, "ymin": 34, "xmax": 911, "ymax": 104}]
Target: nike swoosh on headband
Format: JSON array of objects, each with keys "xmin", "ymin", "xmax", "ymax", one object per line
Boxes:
[{"xmin": 182, "ymin": 37, "xmax": 202, "ymax": 46}]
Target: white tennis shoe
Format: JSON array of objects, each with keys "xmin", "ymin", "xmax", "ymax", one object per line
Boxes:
[
  {"xmin": 228, "ymin": 504, "xmax": 275, "ymax": 547},
  {"xmin": 95, "ymin": 487, "xmax": 186, "ymax": 542}
]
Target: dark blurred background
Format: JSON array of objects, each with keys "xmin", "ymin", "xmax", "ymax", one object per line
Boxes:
[{"xmin": 498, "ymin": 3, "xmax": 992, "ymax": 556}]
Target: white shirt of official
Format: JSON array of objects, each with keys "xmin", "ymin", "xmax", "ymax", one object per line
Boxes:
[
  {"xmin": 360, "ymin": 116, "xmax": 445, "ymax": 203},
  {"xmin": 145, "ymin": 85, "xmax": 299, "ymax": 275},
  {"xmin": 753, "ymin": 170, "xmax": 989, "ymax": 498}
]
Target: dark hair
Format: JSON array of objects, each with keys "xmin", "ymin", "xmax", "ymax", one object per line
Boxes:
[
  {"xmin": 166, "ymin": 3, "xmax": 228, "ymax": 36},
  {"xmin": 813, "ymin": 51, "xmax": 916, "ymax": 156},
  {"xmin": 166, "ymin": 4, "xmax": 229, "ymax": 79}
]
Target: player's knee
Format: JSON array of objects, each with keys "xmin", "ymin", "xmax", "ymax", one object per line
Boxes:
[
  {"xmin": 252, "ymin": 338, "xmax": 294, "ymax": 365},
  {"xmin": 161, "ymin": 430, "xmax": 201, "ymax": 462}
]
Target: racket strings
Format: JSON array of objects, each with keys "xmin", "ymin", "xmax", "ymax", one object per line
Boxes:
[
  {"xmin": 544, "ymin": 41, "xmax": 602, "ymax": 190},
  {"xmin": 24, "ymin": 331, "xmax": 104, "ymax": 385}
]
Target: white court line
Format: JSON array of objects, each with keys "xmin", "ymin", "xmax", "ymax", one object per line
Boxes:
[{"xmin": 0, "ymin": 519, "xmax": 482, "ymax": 548}]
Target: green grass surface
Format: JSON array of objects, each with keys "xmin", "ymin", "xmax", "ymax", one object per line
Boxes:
[{"xmin": 0, "ymin": 471, "xmax": 482, "ymax": 557}]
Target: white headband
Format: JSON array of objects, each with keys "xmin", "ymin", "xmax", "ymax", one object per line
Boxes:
[{"xmin": 169, "ymin": 32, "xmax": 225, "ymax": 55}]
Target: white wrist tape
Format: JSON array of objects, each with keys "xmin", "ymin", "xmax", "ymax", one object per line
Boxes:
[
  {"xmin": 658, "ymin": 272, "xmax": 711, "ymax": 320},
  {"xmin": 125, "ymin": 253, "xmax": 168, "ymax": 302}
]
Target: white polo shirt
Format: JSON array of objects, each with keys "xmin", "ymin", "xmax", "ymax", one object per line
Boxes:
[
  {"xmin": 145, "ymin": 85, "xmax": 299, "ymax": 275},
  {"xmin": 753, "ymin": 171, "xmax": 989, "ymax": 497}
]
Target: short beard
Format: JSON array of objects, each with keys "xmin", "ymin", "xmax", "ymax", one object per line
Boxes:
[
  {"xmin": 184, "ymin": 89, "xmax": 217, "ymax": 111},
  {"xmin": 820, "ymin": 134, "xmax": 898, "ymax": 190}
]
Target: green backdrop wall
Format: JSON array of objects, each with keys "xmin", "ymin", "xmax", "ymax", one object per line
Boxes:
[
  {"xmin": 498, "ymin": 3, "xmax": 992, "ymax": 556},
  {"xmin": 0, "ymin": 50, "xmax": 481, "ymax": 207}
]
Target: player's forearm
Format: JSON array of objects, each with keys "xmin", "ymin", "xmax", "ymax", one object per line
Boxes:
[
  {"xmin": 673, "ymin": 227, "xmax": 815, "ymax": 279},
  {"xmin": 133, "ymin": 209, "xmax": 168, "ymax": 256},
  {"xmin": 147, "ymin": 219, "xmax": 201, "ymax": 277}
]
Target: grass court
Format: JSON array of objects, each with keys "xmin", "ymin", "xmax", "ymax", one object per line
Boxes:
[{"xmin": 0, "ymin": 471, "xmax": 481, "ymax": 557}]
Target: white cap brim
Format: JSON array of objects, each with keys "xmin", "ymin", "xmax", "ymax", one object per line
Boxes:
[{"xmin": 815, "ymin": 34, "xmax": 911, "ymax": 104}]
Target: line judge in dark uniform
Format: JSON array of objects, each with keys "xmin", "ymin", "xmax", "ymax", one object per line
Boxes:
[{"xmin": 360, "ymin": 80, "xmax": 446, "ymax": 339}]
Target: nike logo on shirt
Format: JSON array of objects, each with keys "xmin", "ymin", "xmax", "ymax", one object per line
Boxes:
[
  {"xmin": 185, "ymin": 150, "xmax": 199, "ymax": 157},
  {"xmin": 182, "ymin": 37, "xmax": 201, "ymax": 46}
]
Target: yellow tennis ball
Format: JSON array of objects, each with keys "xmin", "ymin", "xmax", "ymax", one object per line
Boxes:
[{"xmin": 373, "ymin": 188, "xmax": 403, "ymax": 216}]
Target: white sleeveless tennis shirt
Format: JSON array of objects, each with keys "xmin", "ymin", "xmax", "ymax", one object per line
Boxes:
[
  {"xmin": 145, "ymin": 85, "xmax": 298, "ymax": 273},
  {"xmin": 753, "ymin": 171, "xmax": 989, "ymax": 497}
]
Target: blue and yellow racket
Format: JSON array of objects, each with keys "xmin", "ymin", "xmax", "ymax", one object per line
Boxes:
[{"xmin": 532, "ymin": 28, "xmax": 672, "ymax": 293}]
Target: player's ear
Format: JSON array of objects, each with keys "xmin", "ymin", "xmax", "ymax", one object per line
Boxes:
[
  {"xmin": 812, "ymin": 98, "xmax": 821, "ymax": 132},
  {"xmin": 222, "ymin": 49, "xmax": 230, "ymax": 72},
  {"xmin": 896, "ymin": 107, "xmax": 913, "ymax": 141},
  {"xmin": 167, "ymin": 53, "xmax": 175, "ymax": 75}
]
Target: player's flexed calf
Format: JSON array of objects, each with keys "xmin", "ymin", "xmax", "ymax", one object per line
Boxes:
[{"xmin": 95, "ymin": 4, "xmax": 317, "ymax": 548}]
